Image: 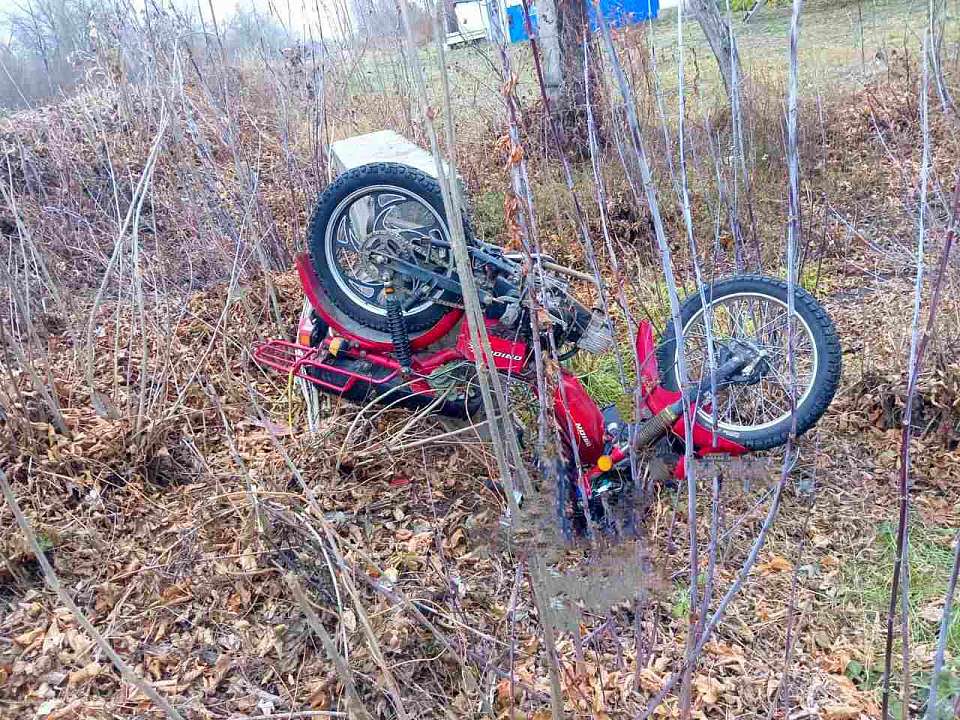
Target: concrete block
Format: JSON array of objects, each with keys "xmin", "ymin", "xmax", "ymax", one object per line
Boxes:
[{"xmin": 330, "ymin": 130, "xmax": 449, "ymax": 178}]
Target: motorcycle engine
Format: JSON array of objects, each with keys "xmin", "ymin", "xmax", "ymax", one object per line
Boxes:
[
  {"xmin": 487, "ymin": 274, "xmax": 614, "ymax": 356},
  {"xmin": 426, "ymin": 361, "xmax": 479, "ymax": 400}
]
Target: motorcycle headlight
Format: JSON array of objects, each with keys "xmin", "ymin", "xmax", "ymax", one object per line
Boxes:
[{"xmin": 577, "ymin": 311, "xmax": 615, "ymax": 354}]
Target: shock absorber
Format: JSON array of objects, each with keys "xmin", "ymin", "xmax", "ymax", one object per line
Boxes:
[{"xmin": 385, "ymin": 283, "xmax": 412, "ymax": 372}]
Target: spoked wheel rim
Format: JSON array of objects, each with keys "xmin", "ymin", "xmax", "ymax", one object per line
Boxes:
[
  {"xmin": 323, "ymin": 184, "xmax": 454, "ymax": 318},
  {"xmin": 677, "ymin": 291, "xmax": 820, "ymax": 434}
]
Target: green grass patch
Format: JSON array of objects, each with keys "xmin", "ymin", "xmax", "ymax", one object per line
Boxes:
[
  {"xmin": 565, "ymin": 324, "xmax": 638, "ymax": 419},
  {"xmin": 799, "ymin": 263, "xmax": 821, "ymax": 293},
  {"xmin": 472, "ymin": 190, "xmax": 506, "ymax": 240},
  {"xmin": 840, "ymin": 517, "xmax": 960, "ymax": 714},
  {"xmin": 670, "ymin": 583, "xmax": 692, "ymax": 619},
  {"xmin": 568, "ymin": 349, "xmax": 631, "ymax": 411},
  {"xmin": 844, "ymin": 518, "xmax": 960, "ymax": 655}
]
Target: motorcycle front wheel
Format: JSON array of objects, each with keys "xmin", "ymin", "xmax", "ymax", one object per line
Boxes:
[{"xmin": 656, "ymin": 275, "xmax": 842, "ymax": 451}]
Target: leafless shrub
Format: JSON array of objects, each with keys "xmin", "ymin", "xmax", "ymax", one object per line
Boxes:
[{"xmin": 2, "ymin": 0, "xmax": 960, "ymax": 718}]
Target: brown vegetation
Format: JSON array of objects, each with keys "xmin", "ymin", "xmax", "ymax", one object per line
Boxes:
[{"xmin": 1, "ymin": 0, "xmax": 960, "ymax": 718}]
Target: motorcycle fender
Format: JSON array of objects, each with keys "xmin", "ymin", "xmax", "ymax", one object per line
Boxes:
[
  {"xmin": 295, "ymin": 253, "xmax": 462, "ymax": 352},
  {"xmin": 635, "ymin": 320, "xmax": 660, "ymax": 387}
]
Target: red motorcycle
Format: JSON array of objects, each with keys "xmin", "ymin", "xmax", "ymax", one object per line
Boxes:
[{"xmin": 254, "ymin": 163, "xmax": 841, "ymax": 506}]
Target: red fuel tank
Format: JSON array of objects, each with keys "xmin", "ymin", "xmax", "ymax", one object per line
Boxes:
[{"xmin": 552, "ymin": 370, "xmax": 606, "ymax": 465}]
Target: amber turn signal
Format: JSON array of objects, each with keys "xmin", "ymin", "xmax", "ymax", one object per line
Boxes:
[{"xmin": 597, "ymin": 455, "xmax": 613, "ymax": 472}]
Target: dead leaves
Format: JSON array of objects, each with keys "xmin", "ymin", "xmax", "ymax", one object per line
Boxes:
[
  {"xmin": 919, "ymin": 600, "xmax": 946, "ymax": 624},
  {"xmin": 704, "ymin": 640, "xmax": 747, "ymax": 672},
  {"xmin": 14, "ymin": 625, "xmax": 44, "ymax": 648},
  {"xmin": 67, "ymin": 661, "xmax": 101, "ymax": 687},
  {"xmin": 2, "ymin": 204, "xmax": 957, "ymax": 720},
  {"xmin": 204, "ymin": 654, "xmax": 233, "ymax": 695},
  {"xmin": 821, "ymin": 674, "xmax": 880, "ymax": 719},
  {"xmin": 822, "ymin": 704, "xmax": 863, "ymax": 719},
  {"xmin": 495, "ymin": 133, "xmax": 525, "ymax": 171},
  {"xmin": 757, "ymin": 553, "xmax": 794, "ymax": 575},
  {"xmin": 503, "ymin": 190, "xmax": 524, "ymax": 250},
  {"xmin": 340, "ymin": 608, "xmax": 358, "ymax": 634},
  {"xmin": 692, "ymin": 674, "xmax": 728, "ymax": 706}
]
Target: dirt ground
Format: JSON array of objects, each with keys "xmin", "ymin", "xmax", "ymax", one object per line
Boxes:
[{"xmin": 2, "ymin": 246, "xmax": 958, "ymax": 718}]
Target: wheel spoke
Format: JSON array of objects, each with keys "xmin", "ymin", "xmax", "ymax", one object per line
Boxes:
[
  {"xmin": 371, "ymin": 192, "xmax": 408, "ymax": 229},
  {"xmin": 324, "ymin": 186, "xmax": 456, "ymax": 317}
]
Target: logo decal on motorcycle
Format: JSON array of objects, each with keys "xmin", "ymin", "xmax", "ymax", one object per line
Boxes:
[
  {"xmin": 467, "ymin": 343, "xmax": 524, "ymax": 363},
  {"xmin": 575, "ymin": 423, "xmax": 592, "ymax": 447}
]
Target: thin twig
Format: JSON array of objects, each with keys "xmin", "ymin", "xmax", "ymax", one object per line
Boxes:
[
  {"xmin": 880, "ymin": 174, "xmax": 959, "ymax": 719},
  {"xmin": 286, "ymin": 574, "xmax": 374, "ymax": 720},
  {"xmin": 925, "ymin": 530, "xmax": 960, "ymax": 720}
]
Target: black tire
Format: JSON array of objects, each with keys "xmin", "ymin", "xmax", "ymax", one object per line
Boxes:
[
  {"xmin": 307, "ymin": 162, "xmax": 467, "ymax": 334},
  {"xmin": 656, "ymin": 275, "xmax": 841, "ymax": 451}
]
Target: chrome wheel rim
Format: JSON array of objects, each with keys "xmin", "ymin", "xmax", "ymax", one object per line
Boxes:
[
  {"xmin": 323, "ymin": 185, "xmax": 452, "ymax": 317},
  {"xmin": 676, "ymin": 292, "xmax": 819, "ymax": 434}
]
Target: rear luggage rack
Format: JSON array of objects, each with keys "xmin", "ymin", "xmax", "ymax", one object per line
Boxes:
[{"xmin": 252, "ymin": 339, "xmax": 401, "ymax": 394}]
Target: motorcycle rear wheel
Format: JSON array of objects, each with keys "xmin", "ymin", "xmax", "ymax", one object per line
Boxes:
[
  {"xmin": 307, "ymin": 163, "xmax": 466, "ymax": 334},
  {"xmin": 656, "ymin": 275, "xmax": 841, "ymax": 451}
]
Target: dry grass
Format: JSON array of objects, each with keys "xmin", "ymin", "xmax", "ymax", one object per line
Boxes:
[{"xmin": 2, "ymin": 1, "xmax": 960, "ymax": 718}]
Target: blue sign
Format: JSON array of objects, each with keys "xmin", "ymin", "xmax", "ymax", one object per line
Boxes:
[
  {"xmin": 589, "ymin": 0, "xmax": 660, "ymax": 30},
  {"xmin": 505, "ymin": 2, "xmax": 536, "ymax": 43},
  {"xmin": 504, "ymin": 0, "xmax": 659, "ymax": 44}
]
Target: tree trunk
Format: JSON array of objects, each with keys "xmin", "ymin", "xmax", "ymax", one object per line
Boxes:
[
  {"xmin": 531, "ymin": 0, "xmax": 599, "ymax": 147},
  {"xmin": 687, "ymin": 0, "xmax": 741, "ymax": 103},
  {"xmin": 536, "ymin": 0, "xmax": 567, "ymax": 105}
]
